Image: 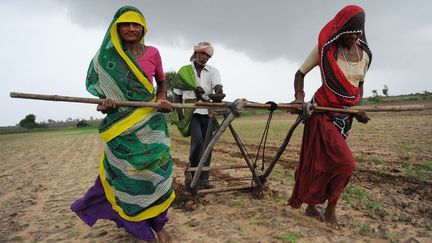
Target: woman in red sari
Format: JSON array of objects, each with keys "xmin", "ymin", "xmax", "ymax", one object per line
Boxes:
[{"xmin": 288, "ymin": 5, "xmax": 372, "ymax": 229}]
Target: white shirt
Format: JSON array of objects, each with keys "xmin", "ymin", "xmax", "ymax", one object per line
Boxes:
[{"xmin": 173, "ymin": 63, "xmax": 222, "ymax": 115}]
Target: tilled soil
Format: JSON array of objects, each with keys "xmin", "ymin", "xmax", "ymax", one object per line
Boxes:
[{"xmin": 0, "ymin": 106, "xmax": 431, "ymax": 242}]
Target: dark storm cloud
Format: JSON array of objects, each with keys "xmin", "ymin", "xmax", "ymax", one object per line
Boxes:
[
  {"xmin": 1, "ymin": 0, "xmax": 430, "ymax": 126},
  {"xmin": 55, "ymin": 0, "xmax": 431, "ymax": 70},
  {"xmin": 58, "ymin": 0, "xmax": 348, "ymax": 60}
]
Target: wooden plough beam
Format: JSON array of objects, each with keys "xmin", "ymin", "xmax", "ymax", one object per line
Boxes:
[
  {"xmin": 10, "ymin": 92, "xmax": 431, "ymax": 113},
  {"xmin": 9, "ymin": 92, "xmax": 432, "ymax": 195}
]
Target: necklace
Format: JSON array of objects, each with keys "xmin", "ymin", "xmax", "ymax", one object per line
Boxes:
[{"xmin": 340, "ymin": 45, "xmax": 360, "ymax": 80}]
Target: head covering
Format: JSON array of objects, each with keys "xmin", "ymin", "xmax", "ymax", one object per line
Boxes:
[
  {"xmin": 314, "ymin": 5, "xmax": 372, "ymax": 108},
  {"xmin": 189, "ymin": 42, "xmax": 214, "ymax": 61},
  {"xmin": 114, "ymin": 6, "xmax": 147, "ymax": 44},
  {"xmin": 86, "ymin": 6, "xmax": 154, "ymax": 100}
]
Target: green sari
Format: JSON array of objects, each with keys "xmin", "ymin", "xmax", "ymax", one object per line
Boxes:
[{"xmin": 86, "ymin": 6, "xmax": 174, "ymax": 222}]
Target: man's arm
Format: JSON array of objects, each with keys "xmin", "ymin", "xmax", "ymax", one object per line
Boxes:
[{"xmin": 173, "ymin": 93, "xmax": 184, "ymax": 120}]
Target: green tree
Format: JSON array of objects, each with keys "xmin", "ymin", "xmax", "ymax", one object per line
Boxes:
[
  {"xmin": 382, "ymin": 85, "xmax": 389, "ymax": 97},
  {"xmin": 19, "ymin": 114, "xmax": 38, "ymax": 129},
  {"xmin": 164, "ymin": 70, "xmax": 177, "ymax": 101},
  {"xmin": 369, "ymin": 89, "xmax": 382, "ymax": 103}
]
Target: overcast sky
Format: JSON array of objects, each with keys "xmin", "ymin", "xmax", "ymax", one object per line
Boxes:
[{"xmin": 1, "ymin": 0, "xmax": 431, "ymax": 126}]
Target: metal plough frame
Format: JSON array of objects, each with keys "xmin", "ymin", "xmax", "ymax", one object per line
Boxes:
[{"xmin": 186, "ymin": 99, "xmax": 309, "ymax": 195}]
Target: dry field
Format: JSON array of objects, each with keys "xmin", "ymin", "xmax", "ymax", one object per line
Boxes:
[{"xmin": 0, "ymin": 104, "xmax": 431, "ymax": 242}]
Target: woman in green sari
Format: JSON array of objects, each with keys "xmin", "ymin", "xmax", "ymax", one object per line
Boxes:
[{"xmin": 71, "ymin": 6, "xmax": 174, "ymax": 242}]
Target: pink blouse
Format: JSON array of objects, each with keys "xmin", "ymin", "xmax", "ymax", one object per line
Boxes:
[{"xmin": 137, "ymin": 46, "xmax": 165, "ymax": 85}]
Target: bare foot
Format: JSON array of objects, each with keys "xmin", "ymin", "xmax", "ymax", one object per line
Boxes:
[
  {"xmin": 324, "ymin": 203, "xmax": 340, "ymax": 230},
  {"xmin": 156, "ymin": 228, "xmax": 172, "ymax": 243},
  {"xmin": 305, "ymin": 205, "xmax": 324, "ymax": 221}
]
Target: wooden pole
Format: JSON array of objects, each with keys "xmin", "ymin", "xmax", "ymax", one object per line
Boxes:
[
  {"xmin": 10, "ymin": 92, "xmax": 431, "ymax": 113},
  {"xmin": 9, "ymin": 92, "xmax": 198, "ymax": 109},
  {"xmin": 228, "ymin": 124, "xmax": 262, "ymax": 187},
  {"xmin": 351, "ymin": 104, "xmax": 429, "ymax": 112},
  {"xmin": 261, "ymin": 115, "xmax": 305, "ymax": 180},
  {"xmin": 195, "ymin": 184, "xmax": 257, "ymax": 195},
  {"xmin": 185, "ymin": 164, "xmax": 249, "ymax": 172}
]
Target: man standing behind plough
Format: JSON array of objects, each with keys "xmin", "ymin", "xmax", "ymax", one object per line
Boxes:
[
  {"xmin": 288, "ymin": 5, "xmax": 371, "ymax": 229},
  {"xmin": 173, "ymin": 42, "xmax": 223, "ymax": 190}
]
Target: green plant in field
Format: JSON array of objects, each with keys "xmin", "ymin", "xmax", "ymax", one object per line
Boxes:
[
  {"xmin": 249, "ymin": 217, "xmax": 265, "ymax": 226},
  {"xmin": 397, "ymin": 140, "xmax": 412, "ymax": 151},
  {"xmin": 11, "ymin": 236, "xmax": 23, "ymax": 241},
  {"xmin": 281, "ymin": 231, "xmax": 303, "ymax": 243},
  {"xmin": 226, "ymin": 198, "xmax": 243, "ymax": 208},
  {"xmin": 285, "ymin": 170, "xmax": 294, "ymax": 181},
  {"xmin": 398, "ymin": 213, "xmax": 412, "ymax": 223},
  {"xmin": 342, "ymin": 184, "xmax": 367, "ymax": 204},
  {"xmin": 393, "ymin": 140, "xmax": 431, "ymax": 158},
  {"xmin": 366, "ymin": 200, "xmax": 387, "ymax": 218},
  {"xmin": 271, "ymin": 218, "xmax": 279, "ymax": 229},
  {"xmin": 356, "ymin": 155, "xmax": 366, "ymax": 163},
  {"xmin": 384, "ymin": 231, "xmax": 400, "ymax": 243},
  {"xmin": 371, "ymin": 156, "xmax": 384, "ymax": 165},
  {"xmin": 420, "ymin": 161, "xmax": 432, "ymax": 170},
  {"xmin": 342, "ymin": 184, "xmax": 388, "ymax": 217},
  {"xmin": 272, "ymin": 192, "xmax": 285, "ymax": 202},
  {"xmin": 401, "ymin": 163, "xmax": 430, "ymax": 180},
  {"xmin": 273, "ymin": 167, "xmax": 282, "ymax": 179},
  {"xmin": 352, "ymin": 221, "xmax": 374, "ymax": 236},
  {"xmin": 235, "ymin": 223, "xmax": 245, "ymax": 232}
]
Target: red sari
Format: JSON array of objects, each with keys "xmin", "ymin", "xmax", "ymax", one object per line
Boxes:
[{"xmin": 288, "ymin": 5, "xmax": 372, "ymax": 208}]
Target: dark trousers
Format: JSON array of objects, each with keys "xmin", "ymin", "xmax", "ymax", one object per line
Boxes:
[{"xmin": 189, "ymin": 113, "xmax": 212, "ymax": 186}]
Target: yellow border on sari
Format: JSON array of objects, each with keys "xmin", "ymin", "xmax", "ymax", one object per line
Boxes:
[
  {"xmin": 99, "ymin": 152, "xmax": 175, "ymax": 222},
  {"xmin": 110, "ymin": 11, "xmax": 154, "ymax": 94},
  {"xmin": 99, "ymin": 103, "xmax": 155, "ymax": 143}
]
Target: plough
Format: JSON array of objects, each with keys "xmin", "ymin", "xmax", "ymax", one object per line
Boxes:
[{"xmin": 10, "ymin": 92, "xmax": 431, "ymax": 195}]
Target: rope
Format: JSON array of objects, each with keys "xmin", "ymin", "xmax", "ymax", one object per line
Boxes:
[
  {"xmin": 253, "ymin": 101, "xmax": 277, "ymax": 173},
  {"xmin": 266, "ymin": 101, "xmax": 278, "ymax": 111},
  {"xmin": 259, "ymin": 102, "xmax": 315, "ymax": 181}
]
